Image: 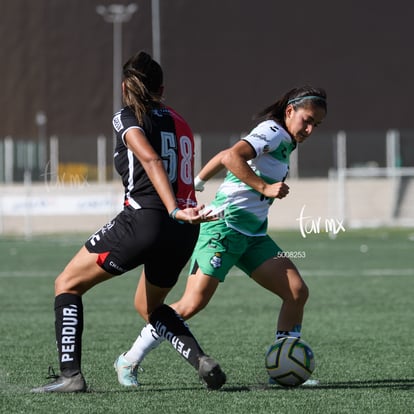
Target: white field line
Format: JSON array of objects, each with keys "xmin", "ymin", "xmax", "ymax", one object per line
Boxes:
[
  {"xmin": 1, "ymin": 269, "xmax": 414, "ymax": 278},
  {"xmin": 0, "ymin": 271, "xmax": 57, "ymax": 277},
  {"xmin": 228, "ymin": 268, "xmax": 414, "ymax": 278}
]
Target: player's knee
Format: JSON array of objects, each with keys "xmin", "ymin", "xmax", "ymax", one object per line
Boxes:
[
  {"xmin": 187, "ymin": 301, "xmax": 207, "ymax": 317},
  {"xmin": 55, "ymin": 267, "xmax": 91, "ymax": 296},
  {"xmin": 55, "ymin": 272, "xmax": 77, "ymax": 295},
  {"xmin": 174, "ymin": 299, "xmax": 206, "ymax": 319},
  {"xmin": 293, "ymin": 281, "xmax": 309, "ymax": 305},
  {"xmin": 55, "ymin": 271, "xmax": 71, "ymax": 292},
  {"xmin": 281, "ymin": 280, "xmax": 309, "ymax": 306}
]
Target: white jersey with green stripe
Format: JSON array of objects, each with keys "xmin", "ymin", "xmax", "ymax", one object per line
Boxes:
[{"xmin": 211, "ymin": 120, "xmax": 296, "ymax": 236}]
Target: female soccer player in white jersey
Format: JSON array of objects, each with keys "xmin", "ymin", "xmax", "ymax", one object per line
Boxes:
[
  {"xmin": 114, "ymin": 85, "xmax": 327, "ymax": 387},
  {"xmin": 31, "ymin": 51, "xmax": 226, "ymax": 393}
]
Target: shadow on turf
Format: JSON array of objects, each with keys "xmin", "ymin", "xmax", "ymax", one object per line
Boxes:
[
  {"xmin": 306, "ymin": 378, "xmax": 414, "ymax": 391},
  {"xmin": 259, "ymin": 378, "xmax": 414, "ymax": 392},
  {"xmin": 84, "ymin": 378, "xmax": 414, "ymax": 394}
]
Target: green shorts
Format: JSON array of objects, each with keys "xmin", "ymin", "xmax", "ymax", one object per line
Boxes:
[{"xmin": 189, "ymin": 220, "xmax": 283, "ymax": 282}]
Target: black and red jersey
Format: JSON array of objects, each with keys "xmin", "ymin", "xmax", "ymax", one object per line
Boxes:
[{"xmin": 112, "ymin": 105, "xmax": 197, "ymax": 211}]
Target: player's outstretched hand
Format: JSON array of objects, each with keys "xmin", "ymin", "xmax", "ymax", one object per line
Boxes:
[{"xmin": 173, "ymin": 205, "xmax": 219, "ymax": 224}]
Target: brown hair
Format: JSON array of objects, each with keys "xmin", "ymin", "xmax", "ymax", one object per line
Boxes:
[{"xmin": 122, "ymin": 51, "xmax": 164, "ymax": 125}]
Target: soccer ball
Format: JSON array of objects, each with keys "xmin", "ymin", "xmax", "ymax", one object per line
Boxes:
[{"xmin": 265, "ymin": 337, "xmax": 315, "ymax": 387}]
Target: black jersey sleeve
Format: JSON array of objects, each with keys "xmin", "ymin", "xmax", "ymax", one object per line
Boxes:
[{"xmin": 113, "ymin": 107, "xmax": 143, "ymax": 146}]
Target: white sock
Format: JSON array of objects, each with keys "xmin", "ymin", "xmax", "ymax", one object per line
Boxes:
[
  {"xmin": 276, "ymin": 331, "xmax": 301, "ymax": 339},
  {"xmin": 276, "ymin": 324, "xmax": 302, "ymax": 340},
  {"xmin": 123, "ymin": 323, "xmax": 164, "ymax": 364}
]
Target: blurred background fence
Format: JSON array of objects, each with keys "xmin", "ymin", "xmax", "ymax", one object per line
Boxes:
[
  {"xmin": 1, "ymin": 128, "xmax": 413, "ymax": 236},
  {"xmin": 2, "ymin": 128, "xmax": 414, "ymax": 183},
  {"xmin": 2, "ymin": 0, "xmax": 414, "ymax": 235}
]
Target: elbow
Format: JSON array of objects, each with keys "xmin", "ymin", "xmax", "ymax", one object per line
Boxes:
[
  {"xmin": 220, "ymin": 149, "xmax": 233, "ymax": 169},
  {"xmin": 143, "ymin": 157, "xmax": 164, "ymax": 168}
]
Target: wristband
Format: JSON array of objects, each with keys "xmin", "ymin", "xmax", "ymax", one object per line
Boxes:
[
  {"xmin": 169, "ymin": 207, "xmax": 184, "ymax": 224},
  {"xmin": 194, "ymin": 176, "xmax": 206, "ymax": 191}
]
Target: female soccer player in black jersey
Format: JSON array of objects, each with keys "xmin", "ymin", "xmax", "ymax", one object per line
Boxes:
[{"xmin": 31, "ymin": 51, "xmax": 225, "ymax": 393}]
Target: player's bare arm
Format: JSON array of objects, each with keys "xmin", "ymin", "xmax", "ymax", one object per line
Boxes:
[
  {"xmin": 125, "ymin": 128, "xmax": 178, "ymax": 214},
  {"xmin": 221, "ymin": 140, "xmax": 289, "ymax": 199}
]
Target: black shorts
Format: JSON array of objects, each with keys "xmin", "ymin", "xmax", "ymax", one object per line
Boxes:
[{"xmin": 85, "ymin": 207, "xmax": 199, "ymax": 288}]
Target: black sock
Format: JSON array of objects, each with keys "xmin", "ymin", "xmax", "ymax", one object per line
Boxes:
[
  {"xmin": 54, "ymin": 293, "xmax": 83, "ymax": 377},
  {"xmin": 149, "ymin": 304, "xmax": 204, "ymax": 370}
]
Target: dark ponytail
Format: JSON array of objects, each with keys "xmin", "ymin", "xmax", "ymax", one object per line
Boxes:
[
  {"xmin": 255, "ymin": 86, "xmax": 327, "ymax": 126},
  {"xmin": 122, "ymin": 51, "xmax": 164, "ymax": 125}
]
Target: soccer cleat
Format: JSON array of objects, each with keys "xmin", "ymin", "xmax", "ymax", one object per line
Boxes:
[
  {"xmin": 198, "ymin": 356, "xmax": 226, "ymax": 390},
  {"xmin": 31, "ymin": 367, "xmax": 87, "ymax": 393},
  {"xmin": 114, "ymin": 354, "xmax": 139, "ymax": 387}
]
